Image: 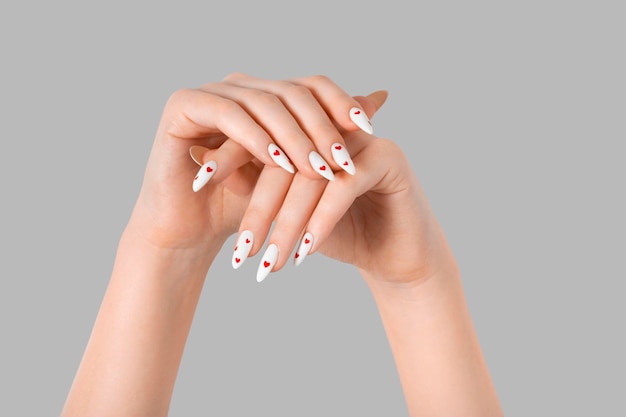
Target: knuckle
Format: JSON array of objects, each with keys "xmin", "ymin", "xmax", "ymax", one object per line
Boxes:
[
  {"xmin": 165, "ymin": 88, "xmax": 194, "ymax": 107},
  {"xmin": 247, "ymin": 90, "xmax": 280, "ymax": 107},
  {"xmin": 222, "ymin": 72, "xmax": 248, "ymax": 83},
  {"xmin": 307, "ymin": 74, "xmax": 332, "ymax": 86},
  {"xmin": 283, "ymin": 83, "xmax": 313, "ymax": 100},
  {"xmin": 213, "ymin": 97, "xmax": 240, "ymax": 116},
  {"xmin": 244, "ymin": 206, "xmax": 274, "ymax": 225},
  {"xmin": 199, "ymin": 81, "xmax": 220, "ymax": 91}
]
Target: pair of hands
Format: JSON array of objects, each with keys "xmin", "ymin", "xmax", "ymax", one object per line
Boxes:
[{"xmin": 128, "ymin": 73, "xmax": 447, "ymax": 285}]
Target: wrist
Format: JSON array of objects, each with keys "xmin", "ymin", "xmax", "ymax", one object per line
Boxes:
[
  {"xmin": 362, "ymin": 258, "xmax": 461, "ymax": 304},
  {"xmin": 360, "ymin": 241, "xmax": 461, "ymax": 299},
  {"xmin": 123, "ymin": 205, "xmax": 227, "ymax": 251},
  {"xmin": 117, "ymin": 223, "xmax": 225, "ymax": 289}
]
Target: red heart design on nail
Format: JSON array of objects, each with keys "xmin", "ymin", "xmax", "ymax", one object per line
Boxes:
[
  {"xmin": 304, "ymin": 238, "xmax": 310, "ymax": 244},
  {"xmin": 354, "ymin": 110, "xmax": 361, "ymax": 115},
  {"xmin": 320, "ymin": 166, "xmax": 326, "ymax": 171},
  {"xmin": 335, "ymin": 145, "xmax": 342, "ymax": 150},
  {"xmin": 343, "ymin": 161, "xmax": 349, "ymax": 166},
  {"xmin": 273, "ymin": 150, "xmax": 280, "ymax": 156},
  {"xmin": 295, "ymin": 253, "xmax": 300, "ymax": 258},
  {"xmin": 264, "ymin": 261, "xmax": 270, "ymax": 268},
  {"xmin": 246, "ymin": 238, "xmax": 250, "ymax": 244},
  {"xmin": 206, "ymin": 166, "xmax": 213, "ymax": 173},
  {"xmin": 235, "ymin": 258, "xmax": 241, "ymax": 263}
]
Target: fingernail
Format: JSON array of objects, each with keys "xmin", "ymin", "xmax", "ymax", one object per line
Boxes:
[
  {"xmin": 308, "ymin": 151, "xmax": 335, "ymax": 181},
  {"xmin": 331, "ymin": 143, "xmax": 355, "ymax": 175},
  {"xmin": 257, "ymin": 243, "xmax": 279, "ymax": 282},
  {"xmin": 232, "ymin": 230, "xmax": 254, "ymax": 269},
  {"xmin": 294, "ymin": 232, "xmax": 314, "ymax": 267},
  {"xmin": 268, "ymin": 143, "xmax": 295, "ymax": 174},
  {"xmin": 349, "ymin": 107, "xmax": 373, "ymax": 134},
  {"xmin": 189, "ymin": 145, "xmax": 207, "ymax": 166},
  {"xmin": 192, "ymin": 161, "xmax": 217, "ymax": 192}
]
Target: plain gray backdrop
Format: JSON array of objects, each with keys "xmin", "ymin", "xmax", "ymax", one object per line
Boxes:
[{"xmin": 1, "ymin": 0, "xmax": 624, "ymax": 416}]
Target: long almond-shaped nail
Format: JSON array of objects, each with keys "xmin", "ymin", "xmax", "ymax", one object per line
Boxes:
[
  {"xmin": 268, "ymin": 143, "xmax": 295, "ymax": 174},
  {"xmin": 232, "ymin": 230, "xmax": 254, "ymax": 269},
  {"xmin": 308, "ymin": 151, "xmax": 335, "ymax": 181},
  {"xmin": 330, "ymin": 143, "xmax": 355, "ymax": 175},
  {"xmin": 257, "ymin": 243, "xmax": 279, "ymax": 282},
  {"xmin": 349, "ymin": 107, "xmax": 373, "ymax": 134},
  {"xmin": 294, "ymin": 232, "xmax": 314, "ymax": 267},
  {"xmin": 192, "ymin": 161, "xmax": 217, "ymax": 192}
]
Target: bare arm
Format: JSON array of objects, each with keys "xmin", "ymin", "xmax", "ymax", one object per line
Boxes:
[
  {"xmin": 363, "ymin": 256, "xmax": 503, "ymax": 417},
  {"xmin": 60, "ymin": 74, "xmax": 382, "ymax": 416},
  {"xmin": 61, "ymin": 226, "xmax": 222, "ymax": 417}
]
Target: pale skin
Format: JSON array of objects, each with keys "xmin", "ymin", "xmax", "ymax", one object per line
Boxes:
[{"xmin": 61, "ymin": 73, "xmax": 504, "ymax": 417}]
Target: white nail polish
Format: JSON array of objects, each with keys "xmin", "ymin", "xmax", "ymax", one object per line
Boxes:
[
  {"xmin": 294, "ymin": 232, "xmax": 314, "ymax": 267},
  {"xmin": 308, "ymin": 151, "xmax": 335, "ymax": 181},
  {"xmin": 232, "ymin": 230, "xmax": 254, "ymax": 269},
  {"xmin": 349, "ymin": 107, "xmax": 373, "ymax": 135},
  {"xmin": 268, "ymin": 143, "xmax": 295, "ymax": 174},
  {"xmin": 330, "ymin": 143, "xmax": 355, "ymax": 175},
  {"xmin": 257, "ymin": 244, "xmax": 279, "ymax": 282},
  {"xmin": 192, "ymin": 161, "xmax": 217, "ymax": 192}
]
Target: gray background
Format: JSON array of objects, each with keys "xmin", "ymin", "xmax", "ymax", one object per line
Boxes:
[{"xmin": 1, "ymin": 0, "xmax": 624, "ymax": 416}]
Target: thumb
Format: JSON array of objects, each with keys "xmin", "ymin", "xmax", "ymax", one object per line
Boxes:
[{"xmin": 353, "ymin": 90, "xmax": 389, "ymax": 119}]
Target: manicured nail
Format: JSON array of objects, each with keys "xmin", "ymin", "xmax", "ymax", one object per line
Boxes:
[
  {"xmin": 349, "ymin": 107, "xmax": 373, "ymax": 134},
  {"xmin": 330, "ymin": 143, "xmax": 355, "ymax": 175},
  {"xmin": 232, "ymin": 230, "xmax": 254, "ymax": 269},
  {"xmin": 189, "ymin": 145, "xmax": 206, "ymax": 166},
  {"xmin": 192, "ymin": 161, "xmax": 217, "ymax": 192},
  {"xmin": 308, "ymin": 151, "xmax": 335, "ymax": 181},
  {"xmin": 257, "ymin": 244, "xmax": 279, "ymax": 282},
  {"xmin": 268, "ymin": 143, "xmax": 295, "ymax": 174},
  {"xmin": 294, "ymin": 232, "xmax": 314, "ymax": 267}
]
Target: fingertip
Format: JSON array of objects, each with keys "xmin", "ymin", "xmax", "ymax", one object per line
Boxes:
[
  {"xmin": 192, "ymin": 160, "xmax": 217, "ymax": 192},
  {"xmin": 268, "ymin": 143, "xmax": 296, "ymax": 174},
  {"xmin": 349, "ymin": 107, "xmax": 374, "ymax": 135},
  {"xmin": 366, "ymin": 90, "xmax": 389, "ymax": 111},
  {"xmin": 256, "ymin": 243, "xmax": 279, "ymax": 282},
  {"xmin": 353, "ymin": 90, "xmax": 388, "ymax": 130},
  {"xmin": 189, "ymin": 145, "xmax": 210, "ymax": 166},
  {"xmin": 308, "ymin": 151, "xmax": 335, "ymax": 181},
  {"xmin": 294, "ymin": 232, "xmax": 314, "ymax": 267},
  {"xmin": 331, "ymin": 143, "xmax": 356, "ymax": 176}
]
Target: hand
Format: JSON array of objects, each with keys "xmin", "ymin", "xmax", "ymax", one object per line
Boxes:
[
  {"xmin": 219, "ymin": 92, "xmax": 454, "ymax": 286},
  {"xmin": 126, "ymin": 73, "xmax": 383, "ymax": 253}
]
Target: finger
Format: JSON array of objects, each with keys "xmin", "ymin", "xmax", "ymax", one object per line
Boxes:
[
  {"xmin": 287, "ymin": 75, "xmax": 378, "ymax": 134},
  {"xmin": 189, "ymin": 144, "xmax": 262, "ymax": 196},
  {"xmin": 354, "ymin": 90, "xmax": 389, "ymax": 118},
  {"xmin": 231, "ymin": 166, "xmax": 293, "ymax": 271},
  {"xmin": 201, "ymin": 80, "xmax": 334, "ymax": 181},
  {"xmin": 222, "ymin": 73, "xmax": 355, "ymax": 176},
  {"xmin": 255, "ymin": 174, "xmax": 327, "ymax": 281},
  {"xmin": 221, "ymin": 162, "xmax": 261, "ymax": 197},
  {"xmin": 190, "ymin": 141, "xmax": 265, "ymax": 192},
  {"xmin": 292, "ymin": 139, "xmax": 400, "ymax": 265},
  {"xmin": 163, "ymin": 88, "xmax": 295, "ymax": 176}
]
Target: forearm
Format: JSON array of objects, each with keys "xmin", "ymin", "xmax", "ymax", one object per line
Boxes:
[
  {"xmin": 61, "ymin": 226, "xmax": 222, "ymax": 417},
  {"xmin": 363, "ymin": 262, "xmax": 503, "ymax": 417}
]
